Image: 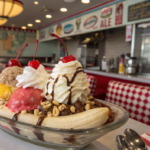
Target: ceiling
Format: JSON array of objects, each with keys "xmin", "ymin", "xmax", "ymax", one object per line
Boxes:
[{"xmin": 2, "ymin": 0, "xmax": 111, "ymax": 30}]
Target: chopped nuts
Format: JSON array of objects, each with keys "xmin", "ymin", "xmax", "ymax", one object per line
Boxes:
[
  {"xmin": 38, "ymin": 111, "xmax": 42, "ymax": 116},
  {"xmin": 85, "ymin": 104, "xmax": 90, "ymax": 111},
  {"xmin": 34, "ymin": 109, "xmax": 39, "ymax": 116},
  {"xmin": 47, "ymin": 111, "xmax": 52, "ymax": 115},
  {"xmin": 84, "ymin": 100, "xmax": 91, "ymax": 104},
  {"xmin": 85, "ymin": 100, "xmax": 95, "ymax": 105},
  {"xmin": 53, "ymin": 106, "xmax": 60, "ymax": 117},
  {"xmin": 0, "ymin": 106, "xmax": 3, "ymax": 109},
  {"xmin": 70, "ymin": 106, "xmax": 76, "ymax": 113},
  {"xmin": 62, "ymin": 104, "xmax": 67, "ymax": 109},
  {"xmin": 45, "ymin": 101, "xmax": 50, "ymax": 105},
  {"xmin": 0, "ymin": 101, "xmax": 5, "ymax": 105},
  {"xmin": 43, "ymin": 103, "xmax": 52, "ymax": 109},
  {"xmin": 47, "ymin": 111, "xmax": 53, "ymax": 117},
  {"xmin": 58, "ymin": 104, "xmax": 66, "ymax": 111},
  {"xmin": 52, "ymin": 100, "xmax": 59, "ymax": 106},
  {"xmin": 88, "ymin": 95, "xmax": 94, "ymax": 100},
  {"xmin": 41, "ymin": 102, "xmax": 46, "ymax": 106},
  {"xmin": 21, "ymin": 110, "xmax": 27, "ymax": 114},
  {"xmin": 47, "ymin": 113, "xmax": 53, "ymax": 117},
  {"xmin": 90, "ymin": 101, "xmax": 95, "ymax": 105}
]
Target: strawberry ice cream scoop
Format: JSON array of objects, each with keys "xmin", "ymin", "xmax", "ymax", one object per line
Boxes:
[{"xmin": 7, "ymin": 87, "xmax": 44, "ymax": 113}]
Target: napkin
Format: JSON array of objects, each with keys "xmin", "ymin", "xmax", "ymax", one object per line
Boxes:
[{"xmin": 141, "ymin": 133, "xmax": 150, "ymax": 150}]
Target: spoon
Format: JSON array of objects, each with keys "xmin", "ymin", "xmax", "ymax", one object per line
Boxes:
[
  {"xmin": 124, "ymin": 128, "xmax": 147, "ymax": 150},
  {"xmin": 116, "ymin": 135, "xmax": 130, "ymax": 150}
]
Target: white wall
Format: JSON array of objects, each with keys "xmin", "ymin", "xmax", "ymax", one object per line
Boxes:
[
  {"xmin": 105, "ymin": 27, "xmax": 131, "ymax": 60},
  {"xmin": 20, "ymin": 40, "xmax": 59, "ymax": 58},
  {"xmin": 64, "ymin": 38, "xmax": 81, "ymax": 58}
]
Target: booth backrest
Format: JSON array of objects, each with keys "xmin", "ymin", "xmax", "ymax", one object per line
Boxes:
[
  {"xmin": 105, "ymin": 80, "xmax": 150, "ymax": 126},
  {"xmin": 87, "ymin": 75, "xmax": 97, "ymax": 96}
]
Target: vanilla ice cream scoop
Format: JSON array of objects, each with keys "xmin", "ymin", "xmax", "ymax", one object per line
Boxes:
[
  {"xmin": 16, "ymin": 64, "xmax": 50, "ymax": 90},
  {"xmin": 43, "ymin": 60, "xmax": 90, "ymax": 104}
]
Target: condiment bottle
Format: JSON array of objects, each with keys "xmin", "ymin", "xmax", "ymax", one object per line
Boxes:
[
  {"xmin": 118, "ymin": 54, "xmax": 125, "ymax": 74},
  {"xmin": 102, "ymin": 56, "xmax": 107, "ymax": 71}
]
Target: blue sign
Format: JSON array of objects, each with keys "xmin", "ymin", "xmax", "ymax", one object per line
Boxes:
[{"xmin": 63, "ymin": 24, "xmax": 74, "ymax": 34}]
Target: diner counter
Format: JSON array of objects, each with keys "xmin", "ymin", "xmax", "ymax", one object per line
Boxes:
[
  {"xmin": 42, "ymin": 62, "xmax": 150, "ymax": 84},
  {"xmin": 84, "ymin": 69, "xmax": 150, "ymax": 84}
]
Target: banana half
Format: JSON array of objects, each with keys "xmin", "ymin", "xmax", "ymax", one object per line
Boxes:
[{"xmin": 0, "ymin": 106, "xmax": 109, "ymax": 129}]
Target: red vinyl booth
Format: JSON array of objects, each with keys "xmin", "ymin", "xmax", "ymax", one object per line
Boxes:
[{"xmin": 105, "ymin": 80, "xmax": 150, "ymax": 126}]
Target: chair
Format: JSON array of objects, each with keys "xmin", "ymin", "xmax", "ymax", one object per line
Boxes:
[{"xmin": 105, "ymin": 80, "xmax": 150, "ymax": 126}]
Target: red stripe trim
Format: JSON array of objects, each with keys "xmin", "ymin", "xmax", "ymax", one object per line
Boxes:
[
  {"xmin": 38, "ymin": 0, "xmax": 117, "ymax": 30},
  {"xmin": 1, "ymin": 0, "xmax": 23, "ymax": 5},
  {"xmin": 0, "ymin": 26, "xmax": 36, "ymax": 32},
  {"xmin": 14, "ymin": 0, "xmax": 23, "ymax": 5},
  {"xmin": 141, "ymin": 137, "xmax": 150, "ymax": 147},
  {"xmin": 146, "ymin": 133, "xmax": 150, "ymax": 136}
]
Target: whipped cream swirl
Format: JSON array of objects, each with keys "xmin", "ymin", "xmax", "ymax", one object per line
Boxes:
[
  {"xmin": 16, "ymin": 65, "xmax": 50, "ymax": 90},
  {"xmin": 44, "ymin": 60, "xmax": 90, "ymax": 104}
]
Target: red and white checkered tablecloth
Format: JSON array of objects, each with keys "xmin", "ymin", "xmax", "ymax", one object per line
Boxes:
[
  {"xmin": 87, "ymin": 75, "xmax": 97, "ymax": 96},
  {"xmin": 105, "ymin": 80, "xmax": 150, "ymax": 126}
]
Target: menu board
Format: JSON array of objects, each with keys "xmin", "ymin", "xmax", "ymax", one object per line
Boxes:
[{"xmin": 128, "ymin": 1, "xmax": 150, "ymax": 21}]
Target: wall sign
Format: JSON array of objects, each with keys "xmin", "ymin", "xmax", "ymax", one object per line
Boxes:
[
  {"xmin": 76, "ymin": 18, "xmax": 81, "ymax": 30},
  {"xmin": 56, "ymin": 24, "xmax": 62, "ymax": 35},
  {"xmin": 64, "ymin": 24, "xmax": 74, "ymax": 34},
  {"xmin": 100, "ymin": 7, "xmax": 113, "ymax": 28},
  {"xmin": 101, "ymin": 7, "xmax": 112, "ymax": 18},
  {"xmin": 115, "ymin": 3, "xmax": 123, "ymax": 25},
  {"xmin": 39, "ymin": 0, "xmax": 150, "ymax": 42},
  {"xmin": 128, "ymin": 1, "xmax": 150, "ymax": 22},
  {"xmin": 84, "ymin": 16, "xmax": 98, "ymax": 29},
  {"xmin": 39, "ymin": 30, "xmax": 46, "ymax": 39},
  {"xmin": 126, "ymin": 25, "xmax": 132, "ymax": 42}
]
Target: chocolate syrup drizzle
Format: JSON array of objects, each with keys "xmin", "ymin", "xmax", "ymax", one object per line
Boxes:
[
  {"xmin": 49, "ymin": 77, "xmax": 54, "ymax": 80},
  {"xmin": 68, "ymin": 89, "xmax": 72, "ymax": 104},
  {"xmin": 63, "ymin": 69, "xmax": 84, "ymax": 86},
  {"xmin": 63, "ymin": 75, "xmax": 69, "ymax": 86},
  {"xmin": 48, "ymin": 67, "xmax": 84, "ymax": 104},
  {"xmin": 12, "ymin": 112, "xmax": 20, "ymax": 121},
  {"xmin": 33, "ymin": 116, "xmax": 47, "ymax": 142},
  {"xmin": 69, "ymin": 70, "xmax": 84, "ymax": 85},
  {"xmin": 46, "ymin": 82, "xmax": 50, "ymax": 96},
  {"xmin": 63, "ymin": 69, "xmax": 84, "ymax": 104},
  {"xmin": 11, "ymin": 112, "xmax": 21, "ymax": 135},
  {"xmin": 36, "ymin": 116, "xmax": 47, "ymax": 126},
  {"xmin": 77, "ymin": 67, "xmax": 82, "ymax": 70},
  {"xmin": 51, "ymin": 77, "xmax": 59, "ymax": 101}
]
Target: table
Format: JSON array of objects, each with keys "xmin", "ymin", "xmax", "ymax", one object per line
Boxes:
[{"xmin": 0, "ymin": 118, "xmax": 149, "ymax": 150}]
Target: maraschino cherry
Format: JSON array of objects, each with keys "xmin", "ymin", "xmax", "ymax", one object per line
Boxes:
[
  {"xmin": 28, "ymin": 39, "xmax": 40, "ymax": 69},
  {"xmin": 50, "ymin": 33, "xmax": 76, "ymax": 63},
  {"xmin": 8, "ymin": 43, "xmax": 28, "ymax": 67}
]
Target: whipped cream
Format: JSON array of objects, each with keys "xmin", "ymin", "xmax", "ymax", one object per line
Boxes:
[
  {"xmin": 16, "ymin": 65, "xmax": 50, "ymax": 90},
  {"xmin": 44, "ymin": 60, "xmax": 90, "ymax": 104}
]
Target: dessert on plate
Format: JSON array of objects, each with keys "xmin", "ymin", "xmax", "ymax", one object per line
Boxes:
[{"xmin": 0, "ymin": 35, "xmax": 114, "ymax": 130}]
